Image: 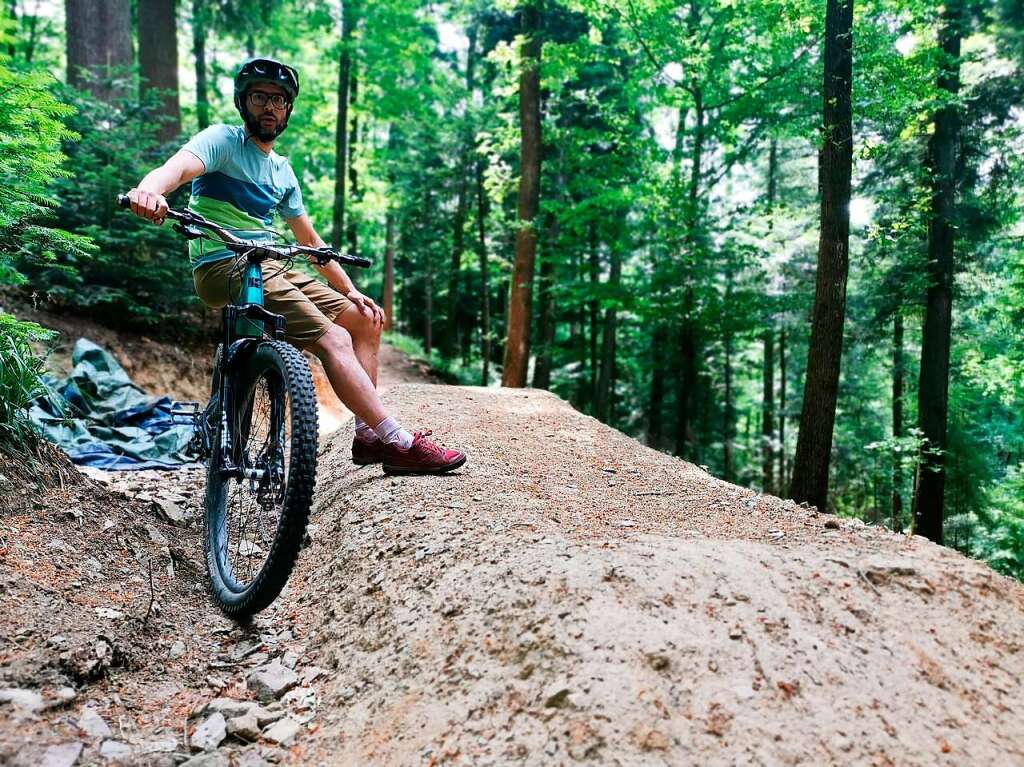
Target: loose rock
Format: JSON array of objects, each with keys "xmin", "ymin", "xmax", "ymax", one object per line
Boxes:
[
  {"xmin": 227, "ymin": 711, "xmax": 262, "ymax": 741},
  {"xmin": 262, "ymin": 716, "xmax": 301, "ymax": 746},
  {"xmin": 78, "ymin": 706, "xmax": 113, "ymax": 738},
  {"xmin": 40, "ymin": 742, "xmax": 84, "ymax": 767},
  {"xmin": 0, "ymin": 687, "xmax": 44, "ymax": 713},
  {"xmin": 247, "ymin": 661, "xmax": 299, "ymax": 702},
  {"xmin": 191, "ymin": 712, "xmax": 227, "ymax": 751}
]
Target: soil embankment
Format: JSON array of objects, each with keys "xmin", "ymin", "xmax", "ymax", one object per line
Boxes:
[{"xmin": 2, "ymin": 346, "xmax": 1024, "ymax": 766}]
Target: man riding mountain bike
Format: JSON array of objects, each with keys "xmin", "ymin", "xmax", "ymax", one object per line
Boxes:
[{"xmin": 127, "ymin": 57, "xmax": 465, "ymax": 475}]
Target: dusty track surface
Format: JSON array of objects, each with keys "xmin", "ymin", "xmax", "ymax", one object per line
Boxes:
[
  {"xmin": 299, "ymin": 385, "xmax": 1024, "ymax": 766},
  {"xmin": 2, "ymin": 354, "xmax": 1024, "ymax": 766}
]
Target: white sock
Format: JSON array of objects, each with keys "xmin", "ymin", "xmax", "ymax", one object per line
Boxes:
[
  {"xmin": 354, "ymin": 417, "xmax": 378, "ymax": 443},
  {"xmin": 373, "ymin": 416, "xmax": 414, "ymax": 450}
]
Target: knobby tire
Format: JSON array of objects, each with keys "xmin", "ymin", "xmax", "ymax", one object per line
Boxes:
[{"xmin": 204, "ymin": 341, "xmax": 318, "ymax": 618}]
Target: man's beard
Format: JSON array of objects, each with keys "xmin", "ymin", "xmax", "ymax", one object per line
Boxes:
[{"xmin": 244, "ymin": 110, "xmax": 287, "ymax": 141}]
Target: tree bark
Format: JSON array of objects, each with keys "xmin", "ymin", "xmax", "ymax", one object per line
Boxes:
[
  {"xmin": 892, "ymin": 312, "xmax": 904, "ymax": 532},
  {"xmin": 532, "ymin": 213, "xmax": 558, "ymax": 389},
  {"xmin": 192, "ymin": 0, "xmax": 209, "ymax": 130},
  {"xmin": 7, "ymin": 1, "xmax": 15, "ymax": 58},
  {"xmin": 445, "ymin": 156, "xmax": 469, "ymax": 359},
  {"xmin": 424, "ymin": 191, "xmax": 434, "ymax": 356},
  {"xmin": 501, "ymin": 0, "xmax": 542, "ymax": 387},
  {"xmin": 66, "ymin": 0, "xmax": 132, "ymax": 102},
  {"xmin": 383, "ymin": 211, "xmax": 395, "ymax": 331},
  {"xmin": 674, "ymin": 322, "xmax": 697, "ymax": 459},
  {"xmin": 138, "ymin": 0, "xmax": 181, "ymax": 142},
  {"xmin": 724, "ymin": 329, "xmax": 736, "ymax": 481},
  {"xmin": 675, "ymin": 81, "xmax": 704, "ymax": 461},
  {"xmin": 595, "ymin": 243, "xmax": 620, "ymax": 421},
  {"xmin": 762, "ymin": 329, "xmax": 775, "ymax": 493},
  {"xmin": 914, "ymin": 1, "xmax": 964, "ymax": 545},
  {"xmin": 476, "ymin": 160, "xmax": 491, "ymax": 386},
  {"xmin": 331, "ymin": 0, "xmax": 355, "ymax": 250},
  {"xmin": 647, "ymin": 324, "xmax": 667, "ymax": 447},
  {"xmin": 779, "ymin": 323, "xmax": 788, "ymax": 487},
  {"xmin": 788, "ymin": 0, "xmax": 854, "ymax": 512},
  {"xmin": 588, "ymin": 225, "xmax": 600, "ymax": 408},
  {"xmin": 347, "ymin": 70, "xmax": 359, "ymax": 256}
]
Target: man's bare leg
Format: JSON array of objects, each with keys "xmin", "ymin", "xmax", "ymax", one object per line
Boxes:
[
  {"xmin": 334, "ymin": 307, "xmax": 380, "ymax": 387},
  {"xmin": 309, "ymin": 325, "xmax": 387, "ymax": 427}
]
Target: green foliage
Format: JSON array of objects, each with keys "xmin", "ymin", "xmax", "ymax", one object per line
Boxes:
[
  {"xmin": 26, "ymin": 84, "xmax": 196, "ymax": 326},
  {"xmin": 0, "ymin": 22, "xmax": 92, "ymax": 287},
  {"xmin": 975, "ymin": 465, "xmax": 1024, "ymax": 579},
  {"xmin": 0, "ymin": 313, "xmax": 56, "ymax": 447}
]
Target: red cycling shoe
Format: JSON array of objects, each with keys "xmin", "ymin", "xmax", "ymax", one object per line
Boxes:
[
  {"xmin": 351, "ymin": 437, "xmax": 386, "ymax": 465},
  {"xmin": 381, "ymin": 431, "xmax": 467, "ymax": 476}
]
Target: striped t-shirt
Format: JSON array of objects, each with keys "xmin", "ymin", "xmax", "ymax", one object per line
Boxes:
[{"xmin": 181, "ymin": 124, "xmax": 305, "ymax": 269}]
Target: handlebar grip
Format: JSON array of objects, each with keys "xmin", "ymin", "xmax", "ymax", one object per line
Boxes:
[
  {"xmin": 116, "ymin": 194, "xmax": 132, "ymax": 209},
  {"xmin": 343, "ymin": 256, "xmax": 372, "ymax": 268}
]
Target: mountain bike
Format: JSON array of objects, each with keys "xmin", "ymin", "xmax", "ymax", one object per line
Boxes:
[{"xmin": 117, "ymin": 194, "xmax": 370, "ymax": 617}]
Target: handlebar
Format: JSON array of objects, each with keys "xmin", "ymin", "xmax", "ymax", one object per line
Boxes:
[{"xmin": 116, "ymin": 194, "xmax": 371, "ymax": 269}]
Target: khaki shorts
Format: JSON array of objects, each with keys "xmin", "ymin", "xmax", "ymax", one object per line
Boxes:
[{"xmin": 193, "ymin": 257, "xmax": 353, "ymax": 349}]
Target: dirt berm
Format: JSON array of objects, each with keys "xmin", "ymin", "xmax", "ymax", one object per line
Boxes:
[{"xmin": 286, "ymin": 383, "xmax": 1024, "ymax": 766}]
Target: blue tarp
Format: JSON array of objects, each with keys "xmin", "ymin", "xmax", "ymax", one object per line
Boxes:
[{"xmin": 29, "ymin": 339, "xmax": 198, "ymax": 471}]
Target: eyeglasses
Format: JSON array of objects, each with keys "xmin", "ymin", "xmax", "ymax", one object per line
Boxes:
[{"xmin": 247, "ymin": 91, "xmax": 289, "ymax": 110}]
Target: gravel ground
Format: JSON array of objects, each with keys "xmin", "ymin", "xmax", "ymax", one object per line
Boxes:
[{"xmin": 2, "ymin": 360, "xmax": 1024, "ymax": 767}]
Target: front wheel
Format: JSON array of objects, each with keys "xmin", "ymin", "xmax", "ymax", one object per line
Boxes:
[{"xmin": 204, "ymin": 341, "xmax": 318, "ymax": 617}]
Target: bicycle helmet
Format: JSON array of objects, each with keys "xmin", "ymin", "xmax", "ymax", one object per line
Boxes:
[{"xmin": 234, "ymin": 57, "xmax": 300, "ymax": 138}]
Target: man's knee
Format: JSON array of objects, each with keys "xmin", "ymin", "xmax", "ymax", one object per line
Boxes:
[
  {"xmin": 311, "ymin": 324, "xmax": 354, "ymax": 360},
  {"xmin": 339, "ymin": 308, "xmax": 382, "ymax": 341}
]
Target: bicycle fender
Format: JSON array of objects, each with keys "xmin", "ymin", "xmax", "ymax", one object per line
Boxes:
[{"xmin": 223, "ymin": 338, "xmax": 265, "ymax": 374}]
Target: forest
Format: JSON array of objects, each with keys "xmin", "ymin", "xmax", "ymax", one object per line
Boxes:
[{"xmin": 1, "ymin": 0, "xmax": 1022, "ymax": 576}]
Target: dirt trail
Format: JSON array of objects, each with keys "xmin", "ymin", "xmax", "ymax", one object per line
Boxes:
[
  {"xmin": 2, "ymin": 343, "xmax": 1024, "ymax": 766},
  {"xmin": 291, "ymin": 385, "xmax": 1024, "ymax": 766}
]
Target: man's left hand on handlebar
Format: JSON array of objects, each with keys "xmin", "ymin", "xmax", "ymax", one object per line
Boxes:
[{"xmin": 126, "ymin": 188, "xmax": 169, "ymax": 225}]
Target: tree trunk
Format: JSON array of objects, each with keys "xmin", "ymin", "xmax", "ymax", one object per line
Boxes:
[
  {"xmin": 7, "ymin": 1, "xmax": 15, "ymax": 58},
  {"xmin": 913, "ymin": 2, "xmax": 963, "ymax": 545},
  {"xmin": 675, "ymin": 81, "xmax": 704, "ymax": 461},
  {"xmin": 445, "ymin": 158, "xmax": 469, "ymax": 358},
  {"xmin": 595, "ymin": 244, "xmax": 620, "ymax": 422},
  {"xmin": 445, "ymin": 26, "xmax": 477, "ymax": 360},
  {"xmin": 476, "ymin": 161, "xmax": 491, "ymax": 386},
  {"xmin": 331, "ymin": 0, "xmax": 355, "ymax": 250},
  {"xmin": 762, "ymin": 329, "xmax": 775, "ymax": 493},
  {"xmin": 779, "ymin": 323, "xmax": 788, "ymax": 487},
  {"xmin": 674, "ymin": 322, "xmax": 697, "ymax": 459},
  {"xmin": 383, "ymin": 212, "xmax": 395, "ymax": 331},
  {"xmin": 892, "ymin": 312, "xmax": 904, "ymax": 532},
  {"xmin": 138, "ymin": 0, "xmax": 181, "ymax": 142},
  {"xmin": 788, "ymin": 0, "xmax": 854, "ymax": 513},
  {"xmin": 724, "ymin": 329, "xmax": 736, "ymax": 481},
  {"xmin": 66, "ymin": 0, "xmax": 132, "ymax": 102},
  {"xmin": 647, "ymin": 324, "xmax": 667, "ymax": 447},
  {"xmin": 501, "ymin": 0, "xmax": 542, "ymax": 387},
  {"xmin": 347, "ymin": 70, "xmax": 359, "ymax": 256},
  {"xmin": 424, "ymin": 190, "xmax": 434, "ymax": 355},
  {"xmin": 192, "ymin": 0, "xmax": 209, "ymax": 130},
  {"xmin": 532, "ymin": 212, "xmax": 558, "ymax": 389},
  {"xmin": 588, "ymin": 226, "xmax": 600, "ymax": 408}
]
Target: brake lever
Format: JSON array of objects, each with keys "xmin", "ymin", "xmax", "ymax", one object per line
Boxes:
[{"xmin": 173, "ymin": 223, "xmax": 205, "ymax": 240}]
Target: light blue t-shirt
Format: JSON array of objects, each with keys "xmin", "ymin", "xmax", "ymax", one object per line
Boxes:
[{"xmin": 181, "ymin": 124, "xmax": 305, "ymax": 268}]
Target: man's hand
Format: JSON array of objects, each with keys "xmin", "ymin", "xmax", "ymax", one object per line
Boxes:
[
  {"xmin": 345, "ymin": 288, "xmax": 386, "ymax": 327},
  {"xmin": 127, "ymin": 188, "xmax": 169, "ymax": 225}
]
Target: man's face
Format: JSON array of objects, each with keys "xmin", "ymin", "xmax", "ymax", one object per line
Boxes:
[{"xmin": 243, "ymin": 83, "xmax": 291, "ymax": 141}]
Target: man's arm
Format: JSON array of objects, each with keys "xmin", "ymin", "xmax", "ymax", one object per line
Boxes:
[
  {"xmin": 127, "ymin": 149, "xmax": 206, "ymax": 224},
  {"xmin": 287, "ymin": 213, "xmax": 385, "ymax": 326}
]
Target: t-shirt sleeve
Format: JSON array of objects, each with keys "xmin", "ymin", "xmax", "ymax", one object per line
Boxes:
[
  {"xmin": 278, "ymin": 164, "xmax": 305, "ymax": 219},
  {"xmin": 181, "ymin": 124, "xmax": 234, "ymax": 174}
]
